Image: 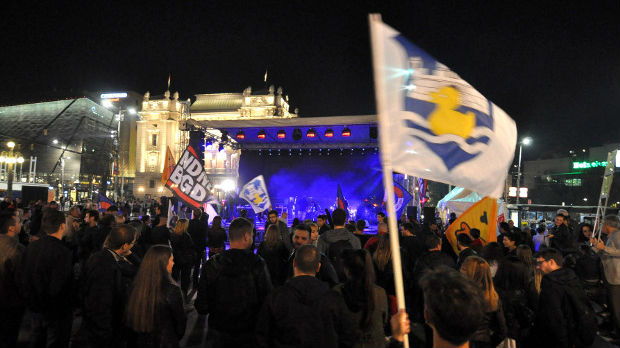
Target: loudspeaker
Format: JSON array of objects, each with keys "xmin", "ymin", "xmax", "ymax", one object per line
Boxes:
[
  {"xmin": 189, "ymin": 130, "xmax": 205, "ymax": 165},
  {"xmin": 423, "ymin": 207, "xmax": 436, "ymax": 224},
  {"xmin": 406, "ymin": 206, "xmax": 417, "ymax": 221},
  {"xmin": 369, "ymin": 126, "xmax": 378, "ymax": 139},
  {"xmin": 21, "ymin": 185, "xmax": 49, "ymax": 204}
]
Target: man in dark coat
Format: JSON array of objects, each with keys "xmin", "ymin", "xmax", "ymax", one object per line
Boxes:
[
  {"xmin": 20, "ymin": 210, "xmax": 74, "ymax": 348},
  {"xmin": 266, "ymin": 210, "xmax": 292, "ymax": 252},
  {"xmin": 256, "ymin": 244, "xmax": 355, "ymax": 348},
  {"xmin": 81, "ymin": 224, "xmax": 137, "ymax": 348},
  {"xmin": 150, "ymin": 213, "xmax": 171, "ymax": 245},
  {"xmin": 195, "ymin": 217, "xmax": 273, "ymax": 348},
  {"xmin": 187, "ymin": 209, "xmax": 207, "ymax": 288},
  {"xmin": 287, "ymin": 225, "xmax": 339, "ymax": 287},
  {"xmin": 532, "ymin": 248, "xmax": 590, "ymax": 348},
  {"xmin": 549, "ymin": 214, "xmax": 573, "ymax": 254},
  {"xmin": 411, "ymin": 235, "xmax": 456, "ymax": 322},
  {"xmin": 456, "ymin": 233, "xmax": 478, "ymax": 269}
]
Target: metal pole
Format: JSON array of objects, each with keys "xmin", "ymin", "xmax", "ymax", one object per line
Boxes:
[
  {"xmin": 7, "ymin": 163, "xmax": 13, "ymax": 201},
  {"xmin": 60, "ymin": 158, "xmax": 64, "ymax": 202},
  {"xmin": 515, "ymin": 143, "xmax": 523, "ymax": 225}
]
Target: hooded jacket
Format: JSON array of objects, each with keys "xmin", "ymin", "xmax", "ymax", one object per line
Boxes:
[
  {"xmin": 317, "ymin": 228, "xmax": 361, "ymax": 255},
  {"xmin": 256, "ymin": 275, "xmax": 355, "ymax": 348}
]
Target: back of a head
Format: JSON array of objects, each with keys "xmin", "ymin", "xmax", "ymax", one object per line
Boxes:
[
  {"xmin": 424, "ymin": 234, "xmax": 441, "ymax": 251},
  {"xmin": 516, "ymin": 244, "xmax": 533, "ymax": 267},
  {"xmin": 341, "ymin": 248, "xmax": 374, "ymax": 283},
  {"xmin": 356, "ymin": 219, "xmax": 366, "ymax": 232},
  {"xmin": 193, "ymin": 209, "xmax": 202, "ymax": 219},
  {"xmin": 294, "ymin": 244, "xmax": 320, "ymax": 274},
  {"xmin": 174, "ymin": 218, "xmax": 189, "ymax": 234},
  {"xmin": 460, "ymin": 256, "xmax": 498, "ymax": 310},
  {"xmin": 481, "ymin": 242, "xmax": 503, "ymax": 262},
  {"xmin": 457, "ymin": 233, "xmax": 473, "ymax": 247},
  {"xmin": 402, "ymin": 222, "xmax": 414, "ymax": 234},
  {"xmin": 263, "ymin": 224, "xmax": 281, "ymax": 248},
  {"xmin": 212, "ymin": 215, "xmax": 222, "ymax": 228},
  {"xmin": 127, "ymin": 245, "xmax": 172, "ymax": 332},
  {"xmin": 108, "ymin": 224, "xmax": 137, "ymax": 250},
  {"xmin": 420, "ymin": 267, "xmax": 485, "ymax": 346},
  {"xmin": 332, "ymin": 208, "xmax": 347, "ymax": 226},
  {"xmin": 228, "ymin": 217, "xmax": 253, "ymax": 242},
  {"xmin": 42, "ymin": 210, "xmax": 66, "ymax": 235},
  {"xmin": 499, "ymin": 221, "xmax": 510, "ymax": 232},
  {"xmin": 505, "ymin": 232, "xmax": 521, "ymax": 245},
  {"xmin": 469, "ymin": 228, "xmax": 481, "ymax": 239},
  {"xmin": 494, "ymin": 256, "xmax": 529, "ymax": 291}
]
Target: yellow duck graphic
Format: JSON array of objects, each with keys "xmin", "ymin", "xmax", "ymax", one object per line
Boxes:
[
  {"xmin": 428, "ymin": 86, "xmax": 476, "ymax": 138},
  {"xmin": 252, "ymin": 193, "xmax": 263, "ymax": 204}
]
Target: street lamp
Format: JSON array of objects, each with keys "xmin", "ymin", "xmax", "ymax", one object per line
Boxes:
[
  {"xmin": 516, "ymin": 137, "xmax": 532, "ymax": 206},
  {"xmin": 0, "ymin": 141, "xmax": 24, "ymax": 200}
]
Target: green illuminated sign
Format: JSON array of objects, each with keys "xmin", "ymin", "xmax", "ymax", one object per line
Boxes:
[{"xmin": 573, "ymin": 161, "xmax": 608, "ymax": 169}]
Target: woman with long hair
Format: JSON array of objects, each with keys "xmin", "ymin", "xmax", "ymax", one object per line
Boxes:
[
  {"xmin": 257, "ymin": 224, "xmax": 289, "ymax": 286},
  {"xmin": 494, "ymin": 256, "xmax": 538, "ymax": 346},
  {"xmin": 126, "ymin": 245, "xmax": 186, "ymax": 348},
  {"xmin": 170, "ymin": 219, "xmax": 195, "ymax": 298},
  {"xmin": 516, "ymin": 244, "xmax": 535, "ymax": 280},
  {"xmin": 335, "ymin": 249, "xmax": 388, "ymax": 348},
  {"xmin": 461, "ymin": 256, "xmax": 507, "ymax": 348},
  {"xmin": 481, "ymin": 242, "xmax": 504, "ymax": 277},
  {"xmin": 208, "ymin": 216, "xmax": 227, "ymax": 258}
]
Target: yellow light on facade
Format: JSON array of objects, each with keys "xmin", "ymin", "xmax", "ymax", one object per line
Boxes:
[
  {"xmin": 7, "ymin": 141, "xmax": 15, "ymax": 149},
  {"xmin": 138, "ymin": 187, "xmax": 145, "ymax": 192}
]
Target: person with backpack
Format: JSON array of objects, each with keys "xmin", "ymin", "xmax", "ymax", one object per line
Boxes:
[
  {"xmin": 195, "ymin": 217, "xmax": 273, "ymax": 348},
  {"xmin": 317, "ymin": 208, "xmax": 361, "ymax": 257},
  {"xmin": 531, "ymin": 248, "xmax": 597, "ymax": 348},
  {"xmin": 256, "ymin": 244, "xmax": 356, "ymax": 348}
]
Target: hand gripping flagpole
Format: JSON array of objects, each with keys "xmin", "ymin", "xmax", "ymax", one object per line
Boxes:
[{"xmin": 369, "ymin": 13, "xmax": 409, "ymax": 347}]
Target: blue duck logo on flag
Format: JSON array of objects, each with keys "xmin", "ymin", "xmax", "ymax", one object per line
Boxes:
[
  {"xmin": 240, "ymin": 175, "xmax": 271, "ymax": 213},
  {"xmin": 395, "ymin": 35, "xmax": 495, "ymax": 171}
]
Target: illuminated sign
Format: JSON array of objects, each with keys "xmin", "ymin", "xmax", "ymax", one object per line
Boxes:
[
  {"xmin": 100, "ymin": 92, "xmax": 128, "ymax": 99},
  {"xmin": 508, "ymin": 187, "xmax": 528, "ymax": 198},
  {"xmin": 573, "ymin": 161, "xmax": 609, "ymax": 169}
]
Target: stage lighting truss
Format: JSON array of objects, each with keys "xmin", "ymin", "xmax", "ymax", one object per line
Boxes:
[
  {"xmin": 277, "ymin": 130, "xmax": 286, "ymax": 139},
  {"xmin": 236, "ymin": 130, "xmax": 245, "ymax": 140},
  {"xmin": 325, "ymin": 128, "xmax": 334, "ymax": 137},
  {"xmin": 306, "ymin": 128, "xmax": 316, "ymax": 138},
  {"xmin": 257, "ymin": 130, "xmax": 266, "ymax": 139},
  {"xmin": 342, "ymin": 127, "xmax": 351, "ymax": 137}
]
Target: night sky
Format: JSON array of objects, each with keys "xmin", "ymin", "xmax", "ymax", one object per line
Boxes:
[{"xmin": 1, "ymin": 1, "xmax": 618, "ymax": 160}]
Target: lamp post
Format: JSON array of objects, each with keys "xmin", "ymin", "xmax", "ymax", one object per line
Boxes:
[
  {"xmin": 0, "ymin": 141, "xmax": 25, "ymax": 201},
  {"xmin": 516, "ymin": 137, "xmax": 532, "ymax": 207}
]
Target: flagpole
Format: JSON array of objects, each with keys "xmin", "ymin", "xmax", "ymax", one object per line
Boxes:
[{"xmin": 369, "ymin": 13, "xmax": 409, "ymax": 347}]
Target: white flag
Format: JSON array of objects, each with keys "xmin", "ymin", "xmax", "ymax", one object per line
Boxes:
[
  {"xmin": 370, "ymin": 20, "xmax": 517, "ymax": 198},
  {"xmin": 239, "ymin": 175, "xmax": 271, "ymax": 213}
]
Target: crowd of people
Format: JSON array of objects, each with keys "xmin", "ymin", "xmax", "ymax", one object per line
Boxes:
[{"xmin": 0, "ymin": 196, "xmax": 619, "ymax": 348}]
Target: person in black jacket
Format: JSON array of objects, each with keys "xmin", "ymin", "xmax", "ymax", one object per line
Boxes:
[
  {"xmin": 286, "ymin": 225, "xmax": 339, "ymax": 287},
  {"xmin": 126, "ymin": 245, "xmax": 186, "ymax": 348},
  {"xmin": 195, "ymin": 217, "xmax": 273, "ymax": 348},
  {"xmin": 150, "ymin": 213, "xmax": 171, "ymax": 245},
  {"xmin": 411, "ymin": 235, "xmax": 456, "ymax": 323},
  {"xmin": 170, "ymin": 219, "xmax": 195, "ymax": 299},
  {"xmin": 207, "ymin": 216, "xmax": 227, "ymax": 258},
  {"xmin": 256, "ymin": 244, "xmax": 356, "ymax": 348},
  {"xmin": 257, "ymin": 224, "xmax": 290, "ymax": 287},
  {"xmin": 531, "ymin": 248, "xmax": 590, "ymax": 348},
  {"xmin": 187, "ymin": 209, "xmax": 207, "ymax": 288},
  {"xmin": 81, "ymin": 224, "xmax": 137, "ymax": 348},
  {"xmin": 0, "ymin": 213, "xmax": 25, "ymax": 348},
  {"xmin": 20, "ymin": 209, "xmax": 74, "ymax": 348},
  {"xmin": 456, "ymin": 233, "xmax": 478, "ymax": 269},
  {"xmin": 549, "ymin": 214, "xmax": 573, "ymax": 254}
]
